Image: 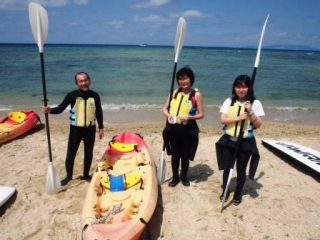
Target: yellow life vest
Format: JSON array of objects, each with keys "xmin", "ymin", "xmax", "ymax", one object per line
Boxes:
[
  {"xmin": 224, "ymin": 102, "xmax": 253, "ymax": 138},
  {"xmin": 169, "ymin": 89, "xmax": 197, "ymax": 122},
  {"xmin": 70, "ymin": 97, "xmax": 96, "ymax": 127}
]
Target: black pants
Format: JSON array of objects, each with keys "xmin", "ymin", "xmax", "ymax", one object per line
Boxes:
[
  {"xmin": 65, "ymin": 125, "xmax": 96, "ymax": 178},
  {"xmin": 170, "ymin": 135, "xmax": 195, "ymax": 181},
  {"xmin": 222, "ymin": 146, "xmax": 251, "ymax": 197}
]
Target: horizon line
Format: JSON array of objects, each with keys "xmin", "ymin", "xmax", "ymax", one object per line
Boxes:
[{"xmin": 0, "ymin": 42, "xmax": 319, "ymax": 52}]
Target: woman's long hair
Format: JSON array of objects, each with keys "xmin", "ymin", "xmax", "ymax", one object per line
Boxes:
[
  {"xmin": 176, "ymin": 66, "xmax": 195, "ymax": 86},
  {"xmin": 231, "ymin": 74, "xmax": 255, "ymax": 105}
]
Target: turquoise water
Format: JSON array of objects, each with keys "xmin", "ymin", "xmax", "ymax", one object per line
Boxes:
[{"xmin": 0, "ymin": 44, "xmax": 319, "ymax": 114}]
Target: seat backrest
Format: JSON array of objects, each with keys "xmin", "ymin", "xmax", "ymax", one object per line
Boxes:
[{"xmin": 8, "ymin": 112, "xmax": 27, "ymax": 124}]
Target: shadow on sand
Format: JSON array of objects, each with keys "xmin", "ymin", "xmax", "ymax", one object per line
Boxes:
[{"xmin": 140, "ymin": 187, "xmax": 163, "ymax": 240}]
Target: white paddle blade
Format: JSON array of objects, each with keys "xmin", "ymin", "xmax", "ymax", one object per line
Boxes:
[
  {"xmin": 157, "ymin": 151, "xmax": 167, "ymax": 184},
  {"xmin": 254, "ymin": 14, "xmax": 270, "ymax": 68},
  {"xmin": 29, "ymin": 2, "xmax": 48, "ymax": 53},
  {"xmin": 221, "ymin": 168, "xmax": 233, "ymax": 211},
  {"xmin": 174, "ymin": 17, "xmax": 187, "ymax": 63},
  {"xmin": 46, "ymin": 162, "xmax": 61, "ymax": 194}
]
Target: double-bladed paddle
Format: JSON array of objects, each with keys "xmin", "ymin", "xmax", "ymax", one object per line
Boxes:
[
  {"xmin": 221, "ymin": 14, "xmax": 270, "ymax": 211},
  {"xmin": 29, "ymin": 2, "xmax": 61, "ymax": 194},
  {"xmin": 157, "ymin": 17, "xmax": 187, "ymax": 184}
]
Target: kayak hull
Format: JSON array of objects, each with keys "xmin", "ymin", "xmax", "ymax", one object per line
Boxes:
[
  {"xmin": 0, "ymin": 111, "xmax": 40, "ymax": 145},
  {"xmin": 82, "ymin": 131, "xmax": 158, "ymax": 240}
]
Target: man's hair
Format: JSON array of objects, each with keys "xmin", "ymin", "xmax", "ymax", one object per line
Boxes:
[{"xmin": 74, "ymin": 72, "xmax": 91, "ymax": 84}]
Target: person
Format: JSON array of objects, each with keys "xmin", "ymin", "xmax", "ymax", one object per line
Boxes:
[
  {"xmin": 43, "ymin": 72, "xmax": 104, "ymax": 186},
  {"xmin": 215, "ymin": 74, "xmax": 265, "ymax": 205},
  {"xmin": 162, "ymin": 66, "xmax": 204, "ymax": 187}
]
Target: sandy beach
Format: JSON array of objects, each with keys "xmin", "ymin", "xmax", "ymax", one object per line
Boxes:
[{"xmin": 1, "ymin": 111, "xmax": 320, "ymax": 240}]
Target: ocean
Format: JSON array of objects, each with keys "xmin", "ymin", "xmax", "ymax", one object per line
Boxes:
[{"xmin": 0, "ymin": 44, "xmax": 319, "ymax": 125}]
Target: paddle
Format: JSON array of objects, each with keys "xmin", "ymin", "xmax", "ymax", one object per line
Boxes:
[
  {"xmin": 221, "ymin": 14, "xmax": 269, "ymax": 211},
  {"xmin": 29, "ymin": 2, "xmax": 61, "ymax": 194},
  {"xmin": 157, "ymin": 17, "xmax": 187, "ymax": 184}
]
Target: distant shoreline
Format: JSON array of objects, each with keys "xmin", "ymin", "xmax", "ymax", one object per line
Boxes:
[{"xmin": 0, "ymin": 42, "xmax": 319, "ymax": 52}]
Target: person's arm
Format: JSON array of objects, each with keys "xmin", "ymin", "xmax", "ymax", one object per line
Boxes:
[
  {"xmin": 245, "ymin": 100, "xmax": 263, "ymax": 129},
  {"xmin": 220, "ymin": 111, "xmax": 248, "ymax": 125},
  {"xmin": 43, "ymin": 93, "xmax": 71, "ymax": 114},
  {"xmin": 248, "ymin": 112, "xmax": 262, "ymax": 129},
  {"xmin": 162, "ymin": 94, "xmax": 171, "ymax": 118},
  {"xmin": 219, "ymin": 98, "xmax": 247, "ymax": 125},
  {"xmin": 98, "ymin": 128, "xmax": 104, "ymax": 140}
]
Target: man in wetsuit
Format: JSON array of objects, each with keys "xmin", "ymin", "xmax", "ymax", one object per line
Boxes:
[{"xmin": 43, "ymin": 72, "xmax": 104, "ymax": 186}]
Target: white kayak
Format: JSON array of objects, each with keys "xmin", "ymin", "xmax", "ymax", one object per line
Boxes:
[
  {"xmin": 0, "ymin": 186, "xmax": 16, "ymax": 207},
  {"xmin": 262, "ymin": 139, "xmax": 320, "ymax": 175}
]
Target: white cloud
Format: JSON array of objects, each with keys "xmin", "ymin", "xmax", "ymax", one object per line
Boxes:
[
  {"xmin": 182, "ymin": 10, "xmax": 204, "ymax": 18},
  {"xmin": 277, "ymin": 31, "xmax": 288, "ymax": 37},
  {"xmin": 38, "ymin": 0, "xmax": 69, "ymax": 7},
  {"xmin": 134, "ymin": 14, "xmax": 172, "ymax": 25},
  {"xmin": 133, "ymin": 0, "xmax": 171, "ymax": 9},
  {"xmin": 0, "ymin": 0, "xmax": 88, "ymax": 10},
  {"xmin": 106, "ymin": 20, "xmax": 124, "ymax": 29},
  {"xmin": 73, "ymin": 0, "xmax": 88, "ymax": 5},
  {"xmin": 0, "ymin": 0, "xmax": 29, "ymax": 10}
]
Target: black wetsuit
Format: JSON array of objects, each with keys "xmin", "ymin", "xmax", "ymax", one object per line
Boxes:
[
  {"xmin": 216, "ymin": 134, "xmax": 259, "ymax": 196},
  {"xmin": 163, "ymin": 121, "xmax": 199, "ymax": 181},
  {"xmin": 50, "ymin": 89, "xmax": 103, "ymax": 178}
]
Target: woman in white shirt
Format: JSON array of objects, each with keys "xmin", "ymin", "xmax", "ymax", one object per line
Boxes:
[{"xmin": 215, "ymin": 74, "xmax": 265, "ymax": 205}]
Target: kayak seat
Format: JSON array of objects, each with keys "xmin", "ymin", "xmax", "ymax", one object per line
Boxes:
[
  {"xmin": 8, "ymin": 112, "xmax": 27, "ymax": 124},
  {"xmin": 100, "ymin": 172, "xmax": 141, "ymax": 192},
  {"xmin": 109, "ymin": 141, "xmax": 138, "ymax": 154}
]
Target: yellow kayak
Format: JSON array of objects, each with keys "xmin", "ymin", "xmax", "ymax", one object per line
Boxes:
[{"xmin": 82, "ymin": 131, "xmax": 158, "ymax": 240}]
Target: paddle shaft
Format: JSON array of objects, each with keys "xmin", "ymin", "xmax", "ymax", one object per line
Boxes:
[
  {"xmin": 162, "ymin": 61, "xmax": 178, "ymax": 152},
  {"xmin": 169, "ymin": 62, "xmax": 178, "ymax": 104},
  {"xmin": 40, "ymin": 52, "xmax": 53, "ymax": 163}
]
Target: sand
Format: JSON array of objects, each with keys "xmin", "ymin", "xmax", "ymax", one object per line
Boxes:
[{"xmin": 0, "ymin": 115, "xmax": 320, "ymax": 240}]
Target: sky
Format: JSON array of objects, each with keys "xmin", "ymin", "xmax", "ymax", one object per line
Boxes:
[{"xmin": 0, "ymin": 0, "xmax": 320, "ymax": 49}]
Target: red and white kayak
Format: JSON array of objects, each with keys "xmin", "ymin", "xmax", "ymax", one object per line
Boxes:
[
  {"xmin": 82, "ymin": 131, "xmax": 158, "ymax": 240},
  {"xmin": 0, "ymin": 111, "xmax": 40, "ymax": 145}
]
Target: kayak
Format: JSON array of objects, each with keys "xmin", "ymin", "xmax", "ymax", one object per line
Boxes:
[
  {"xmin": 0, "ymin": 111, "xmax": 40, "ymax": 145},
  {"xmin": 0, "ymin": 186, "xmax": 16, "ymax": 208},
  {"xmin": 262, "ymin": 139, "xmax": 320, "ymax": 175},
  {"xmin": 82, "ymin": 131, "xmax": 158, "ymax": 240}
]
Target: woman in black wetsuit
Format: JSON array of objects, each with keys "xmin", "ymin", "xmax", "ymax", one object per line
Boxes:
[{"xmin": 162, "ymin": 66, "xmax": 204, "ymax": 187}]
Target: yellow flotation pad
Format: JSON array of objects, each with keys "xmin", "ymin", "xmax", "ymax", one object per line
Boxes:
[
  {"xmin": 8, "ymin": 112, "xmax": 27, "ymax": 124},
  {"xmin": 110, "ymin": 141, "xmax": 137, "ymax": 153}
]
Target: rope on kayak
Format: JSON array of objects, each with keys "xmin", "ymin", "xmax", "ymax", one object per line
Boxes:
[{"xmin": 91, "ymin": 203, "xmax": 123, "ymax": 224}]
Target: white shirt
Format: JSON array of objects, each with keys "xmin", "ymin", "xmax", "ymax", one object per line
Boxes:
[{"xmin": 220, "ymin": 98, "xmax": 265, "ymax": 117}]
